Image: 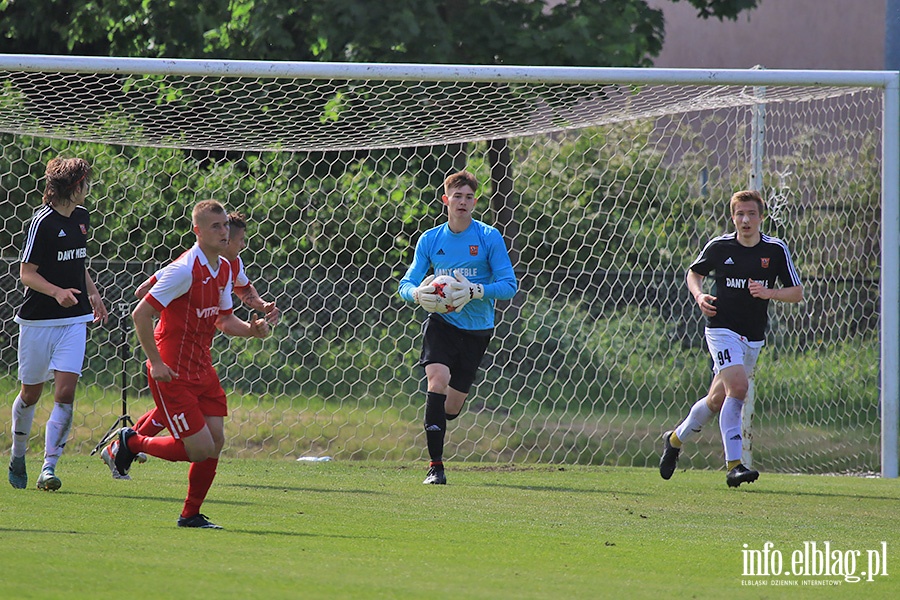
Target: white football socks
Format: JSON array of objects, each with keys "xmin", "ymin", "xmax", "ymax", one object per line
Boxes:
[
  {"xmin": 719, "ymin": 396, "xmax": 744, "ymax": 462},
  {"xmin": 10, "ymin": 394, "xmax": 36, "ymax": 458},
  {"xmin": 674, "ymin": 396, "xmax": 715, "ymax": 445},
  {"xmin": 43, "ymin": 402, "xmax": 74, "ymax": 470}
]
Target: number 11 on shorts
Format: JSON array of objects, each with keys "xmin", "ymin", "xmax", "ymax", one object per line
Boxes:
[{"xmin": 170, "ymin": 413, "xmax": 190, "ymax": 435}]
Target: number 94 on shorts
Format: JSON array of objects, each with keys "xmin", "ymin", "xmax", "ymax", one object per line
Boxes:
[{"xmin": 704, "ymin": 327, "xmax": 764, "ymax": 376}]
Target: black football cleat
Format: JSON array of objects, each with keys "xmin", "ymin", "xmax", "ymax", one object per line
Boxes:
[
  {"xmin": 177, "ymin": 513, "xmax": 223, "ymax": 529},
  {"xmin": 726, "ymin": 463, "xmax": 759, "ymax": 488},
  {"xmin": 423, "ymin": 465, "xmax": 447, "ymax": 485},
  {"xmin": 658, "ymin": 430, "xmax": 681, "ymax": 480},
  {"xmin": 114, "ymin": 427, "xmax": 138, "ymax": 477}
]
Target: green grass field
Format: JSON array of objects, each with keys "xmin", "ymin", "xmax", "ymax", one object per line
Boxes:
[{"xmin": 0, "ymin": 456, "xmax": 897, "ymax": 599}]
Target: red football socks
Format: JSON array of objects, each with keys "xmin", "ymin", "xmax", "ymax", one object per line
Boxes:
[
  {"xmin": 181, "ymin": 458, "xmax": 218, "ymax": 518},
  {"xmin": 129, "ymin": 433, "xmax": 190, "ymax": 462}
]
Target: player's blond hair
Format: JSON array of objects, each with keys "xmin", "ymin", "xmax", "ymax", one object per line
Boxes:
[
  {"xmin": 43, "ymin": 157, "xmax": 91, "ymax": 206},
  {"xmin": 192, "ymin": 199, "xmax": 226, "ymax": 226},
  {"xmin": 730, "ymin": 189, "xmax": 765, "ymax": 216}
]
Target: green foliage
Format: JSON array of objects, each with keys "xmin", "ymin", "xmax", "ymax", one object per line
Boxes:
[
  {"xmin": 514, "ymin": 121, "xmax": 701, "ymax": 272},
  {"xmin": 0, "ymin": 1, "xmax": 758, "ymax": 67},
  {"xmin": 759, "ymin": 337, "xmax": 880, "ymax": 425},
  {"xmin": 488, "ymin": 292, "xmax": 699, "ymax": 417}
]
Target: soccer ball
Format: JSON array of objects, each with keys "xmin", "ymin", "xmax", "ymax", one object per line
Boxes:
[{"xmin": 430, "ymin": 274, "xmax": 457, "ymax": 314}]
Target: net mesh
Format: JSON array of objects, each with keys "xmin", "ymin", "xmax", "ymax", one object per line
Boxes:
[{"xmin": 0, "ymin": 62, "xmax": 883, "ymax": 474}]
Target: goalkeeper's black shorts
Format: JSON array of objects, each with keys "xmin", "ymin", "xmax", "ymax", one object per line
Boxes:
[{"xmin": 418, "ymin": 314, "xmax": 491, "ymax": 394}]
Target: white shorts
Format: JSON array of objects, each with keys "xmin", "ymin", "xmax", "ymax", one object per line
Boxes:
[
  {"xmin": 704, "ymin": 327, "xmax": 763, "ymax": 377},
  {"xmin": 18, "ymin": 322, "xmax": 87, "ymax": 384}
]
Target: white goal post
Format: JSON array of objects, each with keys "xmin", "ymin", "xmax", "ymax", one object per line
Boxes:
[{"xmin": 0, "ymin": 54, "xmax": 896, "ymax": 477}]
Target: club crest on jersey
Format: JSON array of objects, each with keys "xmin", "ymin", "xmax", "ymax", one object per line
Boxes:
[
  {"xmin": 79, "ymin": 224, "xmax": 87, "ymax": 235},
  {"xmin": 761, "ymin": 258, "xmax": 770, "ymax": 268},
  {"xmin": 469, "ymin": 245, "xmax": 479, "ymax": 256}
]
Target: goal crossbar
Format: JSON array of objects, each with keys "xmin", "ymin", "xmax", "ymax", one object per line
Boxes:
[{"xmin": 0, "ymin": 54, "xmax": 895, "ymax": 87}]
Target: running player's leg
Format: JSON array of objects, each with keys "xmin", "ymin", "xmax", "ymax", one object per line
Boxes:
[
  {"xmin": 181, "ymin": 415, "xmax": 224, "ymax": 523},
  {"xmin": 661, "ymin": 328, "xmax": 731, "ymax": 480},
  {"xmin": 134, "ymin": 407, "xmax": 166, "ymax": 437},
  {"xmin": 179, "ymin": 374, "xmax": 228, "ymax": 527},
  {"xmin": 9, "ymin": 384, "xmax": 41, "ymax": 489},
  {"xmin": 718, "ymin": 363, "xmax": 749, "ymax": 465},
  {"xmin": 116, "ymin": 375, "xmax": 215, "ymax": 474},
  {"xmin": 37, "ymin": 370, "xmax": 79, "ymax": 490},
  {"xmin": 423, "ymin": 363, "xmax": 450, "ymax": 484},
  {"xmin": 37, "ymin": 323, "xmax": 87, "ymax": 491},
  {"xmin": 11, "ymin": 324, "xmax": 53, "ymax": 489},
  {"xmin": 659, "ymin": 378, "xmax": 722, "ymax": 480},
  {"xmin": 720, "ymin": 343, "xmax": 762, "ymax": 486}
]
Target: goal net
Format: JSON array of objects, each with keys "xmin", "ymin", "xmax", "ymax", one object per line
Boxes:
[{"xmin": 0, "ymin": 56, "xmax": 896, "ymax": 476}]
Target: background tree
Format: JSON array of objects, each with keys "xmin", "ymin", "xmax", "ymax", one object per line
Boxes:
[{"xmin": 0, "ymin": 1, "xmax": 759, "ymax": 65}]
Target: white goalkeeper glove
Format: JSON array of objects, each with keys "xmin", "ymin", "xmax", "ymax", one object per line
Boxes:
[
  {"xmin": 449, "ymin": 270, "xmax": 484, "ymax": 310},
  {"xmin": 412, "ymin": 275, "xmax": 440, "ymax": 312}
]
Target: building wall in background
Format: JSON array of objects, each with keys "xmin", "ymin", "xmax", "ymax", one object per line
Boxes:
[{"xmin": 647, "ymin": 0, "xmax": 885, "ymax": 69}]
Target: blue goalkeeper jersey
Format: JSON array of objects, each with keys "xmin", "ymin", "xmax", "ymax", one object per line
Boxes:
[{"xmin": 399, "ymin": 219, "xmax": 518, "ymax": 332}]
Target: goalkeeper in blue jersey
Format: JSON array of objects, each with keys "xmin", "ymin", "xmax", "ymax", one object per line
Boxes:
[{"xmin": 399, "ymin": 170, "xmax": 518, "ymax": 485}]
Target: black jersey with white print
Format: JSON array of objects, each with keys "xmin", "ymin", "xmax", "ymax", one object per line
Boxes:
[
  {"xmin": 16, "ymin": 204, "xmax": 94, "ymax": 324},
  {"xmin": 689, "ymin": 232, "xmax": 801, "ymax": 342}
]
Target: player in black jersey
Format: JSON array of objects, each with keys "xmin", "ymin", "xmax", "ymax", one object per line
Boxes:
[
  {"xmin": 9, "ymin": 157, "xmax": 108, "ymax": 491},
  {"xmin": 659, "ymin": 190, "xmax": 803, "ymax": 487}
]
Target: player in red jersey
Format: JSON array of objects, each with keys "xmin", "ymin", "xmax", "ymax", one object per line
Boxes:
[
  {"xmin": 133, "ymin": 211, "xmax": 279, "ymax": 323},
  {"xmin": 114, "ymin": 200, "xmax": 270, "ymax": 529},
  {"xmin": 100, "ymin": 212, "xmax": 279, "ymax": 478}
]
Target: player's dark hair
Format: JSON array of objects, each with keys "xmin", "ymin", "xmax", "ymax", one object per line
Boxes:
[
  {"xmin": 43, "ymin": 157, "xmax": 91, "ymax": 206},
  {"xmin": 730, "ymin": 189, "xmax": 765, "ymax": 216},
  {"xmin": 444, "ymin": 170, "xmax": 478, "ymax": 194},
  {"xmin": 228, "ymin": 211, "xmax": 248, "ymax": 232}
]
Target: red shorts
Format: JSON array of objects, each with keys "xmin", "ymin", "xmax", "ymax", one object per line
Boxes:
[{"xmin": 147, "ymin": 367, "xmax": 227, "ymax": 440}]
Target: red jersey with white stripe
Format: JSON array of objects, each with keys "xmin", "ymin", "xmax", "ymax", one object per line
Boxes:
[
  {"xmin": 230, "ymin": 256, "xmax": 250, "ymax": 290},
  {"xmin": 151, "ymin": 254, "xmax": 248, "ymax": 288},
  {"xmin": 145, "ymin": 244, "xmax": 234, "ymax": 381}
]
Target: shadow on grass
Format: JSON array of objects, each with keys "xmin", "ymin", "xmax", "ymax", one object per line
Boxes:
[
  {"xmin": 743, "ymin": 488, "xmax": 899, "ymax": 502},
  {"xmin": 74, "ymin": 490, "xmax": 256, "ymax": 506},
  {"xmin": 220, "ymin": 483, "xmax": 384, "ymax": 495},
  {"xmin": 0, "ymin": 525, "xmax": 379, "ymax": 539},
  {"xmin": 229, "ymin": 528, "xmax": 381, "ymax": 539},
  {"xmin": 0, "ymin": 527, "xmax": 89, "ymax": 535},
  {"xmin": 481, "ymin": 482, "xmax": 649, "ymax": 496}
]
